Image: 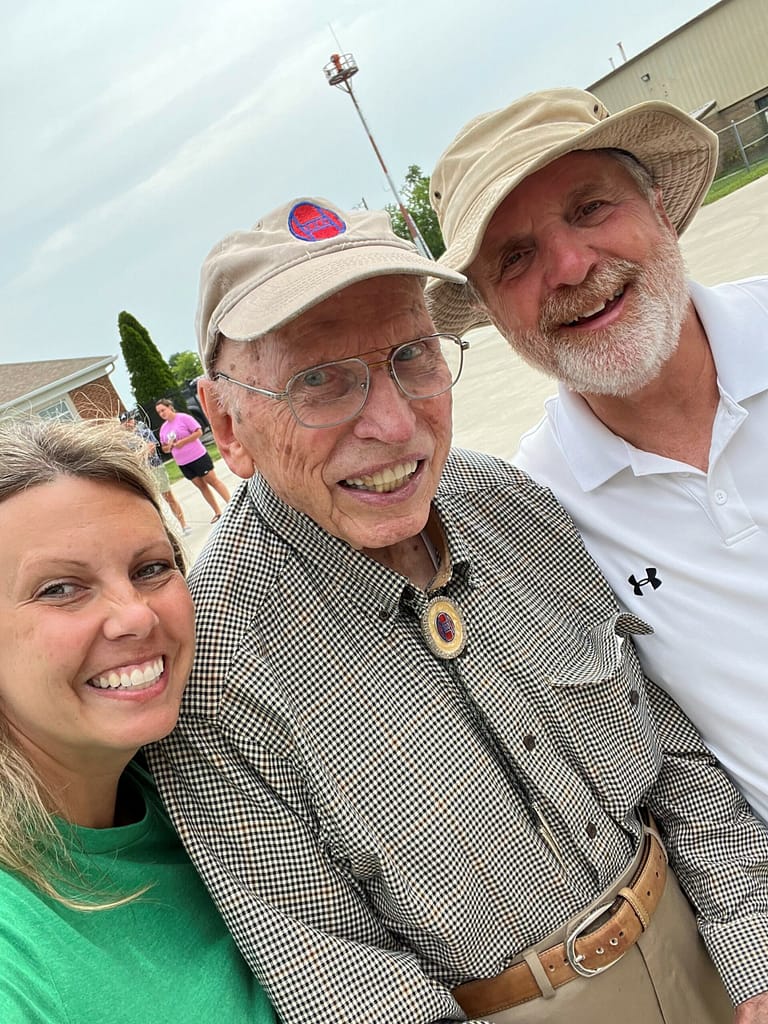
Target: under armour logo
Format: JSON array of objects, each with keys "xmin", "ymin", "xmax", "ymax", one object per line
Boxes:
[{"xmin": 628, "ymin": 568, "xmax": 662, "ymax": 597}]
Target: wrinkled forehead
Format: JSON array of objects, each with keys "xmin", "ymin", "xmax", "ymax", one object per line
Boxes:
[{"xmin": 476, "ymin": 150, "xmax": 649, "ymax": 256}]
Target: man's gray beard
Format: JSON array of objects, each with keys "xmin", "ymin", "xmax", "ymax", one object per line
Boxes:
[{"xmin": 503, "ymin": 232, "xmax": 689, "ymax": 397}]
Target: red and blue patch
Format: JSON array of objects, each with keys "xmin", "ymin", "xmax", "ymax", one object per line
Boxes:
[
  {"xmin": 435, "ymin": 611, "xmax": 456, "ymax": 643},
  {"xmin": 288, "ymin": 202, "xmax": 347, "ymax": 242}
]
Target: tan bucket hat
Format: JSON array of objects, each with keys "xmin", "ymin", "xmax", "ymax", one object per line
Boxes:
[
  {"xmin": 196, "ymin": 197, "xmax": 465, "ymax": 370},
  {"xmin": 426, "ymin": 87, "xmax": 718, "ymax": 335}
]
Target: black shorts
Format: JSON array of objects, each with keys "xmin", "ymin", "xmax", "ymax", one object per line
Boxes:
[{"xmin": 179, "ymin": 452, "xmax": 215, "ymax": 480}]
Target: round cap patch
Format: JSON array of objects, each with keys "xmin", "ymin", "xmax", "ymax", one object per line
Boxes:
[{"xmin": 288, "ymin": 202, "xmax": 347, "ymax": 242}]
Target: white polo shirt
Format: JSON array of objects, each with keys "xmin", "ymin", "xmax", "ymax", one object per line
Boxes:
[{"xmin": 515, "ymin": 277, "xmax": 768, "ymax": 821}]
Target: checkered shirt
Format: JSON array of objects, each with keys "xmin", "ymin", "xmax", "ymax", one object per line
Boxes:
[{"xmin": 148, "ymin": 448, "xmax": 768, "ymax": 1021}]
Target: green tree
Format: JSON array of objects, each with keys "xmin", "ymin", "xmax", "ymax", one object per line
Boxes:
[
  {"xmin": 169, "ymin": 350, "xmax": 203, "ymax": 386},
  {"xmin": 117, "ymin": 311, "xmax": 185, "ymax": 424},
  {"xmin": 385, "ymin": 165, "xmax": 445, "ymax": 259}
]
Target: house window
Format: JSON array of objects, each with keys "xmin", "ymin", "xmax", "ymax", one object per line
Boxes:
[{"xmin": 37, "ymin": 398, "xmax": 75, "ymax": 422}]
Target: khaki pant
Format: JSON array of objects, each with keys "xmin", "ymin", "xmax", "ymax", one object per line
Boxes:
[{"xmin": 484, "ymin": 852, "xmax": 732, "ymax": 1023}]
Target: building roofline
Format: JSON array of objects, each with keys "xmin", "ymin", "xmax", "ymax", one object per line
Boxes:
[
  {"xmin": 0, "ymin": 355, "xmax": 117, "ymax": 413},
  {"xmin": 588, "ymin": 0, "xmax": 726, "ymax": 91}
]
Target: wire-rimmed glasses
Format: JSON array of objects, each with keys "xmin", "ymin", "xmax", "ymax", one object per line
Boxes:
[{"xmin": 211, "ymin": 333, "xmax": 469, "ymax": 429}]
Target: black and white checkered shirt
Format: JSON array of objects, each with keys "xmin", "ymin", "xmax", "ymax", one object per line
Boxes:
[{"xmin": 149, "ymin": 448, "xmax": 768, "ymax": 1021}]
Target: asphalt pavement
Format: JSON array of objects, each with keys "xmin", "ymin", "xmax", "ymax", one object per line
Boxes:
[{"xmin": 175, "ymin": 173, "xmax": 768, "ymax": 565}]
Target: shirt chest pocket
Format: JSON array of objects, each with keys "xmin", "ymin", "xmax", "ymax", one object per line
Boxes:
[
  {"xmin": 541, "ymin": 612, "xmax": 661, "ymax": 800},
  {"xmin": 546, "ymin": 612, "xmax": 652, "ymax": 689}
]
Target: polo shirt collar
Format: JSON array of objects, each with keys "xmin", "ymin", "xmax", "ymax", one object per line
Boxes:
[
  {"xmin": 688, "ymin": 279, "xmax": 768, "ymax": 403},
  {"xmin": 547, "ymin": 386, "xmax": 630, "ymax": 491}
]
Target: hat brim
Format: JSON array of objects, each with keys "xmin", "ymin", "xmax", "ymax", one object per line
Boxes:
[
  {"xmin": 427, "ymin": 101, "xmax": 717, "ymax": 336},
  {"xmin": 217, "ymin": 240, "xmax": 465, "ymax": 343}
]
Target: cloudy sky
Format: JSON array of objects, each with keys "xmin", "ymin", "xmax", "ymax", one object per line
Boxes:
[{"xmin": 2, "ymin": 0, "xmax": 711, "ymax": 403}]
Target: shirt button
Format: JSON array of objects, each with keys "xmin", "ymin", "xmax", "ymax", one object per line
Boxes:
[
  {"xmin": 377, "ymin": 607, "xmax": 391, "ymax": 621},
  {"xmin": 714, "ymin": 489, "xmax": 728, "ymax": 505},
  {"xmin": 523, "ymin": 734, "xmax": 536, "ymax": 751},
  {"xmin": 586, "ymin": 822, "xmax": 597, "ymax": 839},
  {"xmin": 629, "ymin": 689, "xmax": 640, "ymax": 706}
]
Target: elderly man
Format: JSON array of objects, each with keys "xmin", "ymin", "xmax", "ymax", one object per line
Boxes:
[
  {"xmin": 148, "ymin": 197, "xmax": 768, "ymax": 1024},
  {"xmin": 427, "ymin": 88, "xmax": 768, "ymax": 828}
]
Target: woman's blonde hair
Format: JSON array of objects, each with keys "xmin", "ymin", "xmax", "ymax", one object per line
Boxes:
[{"xmin": 0, "ymin": 416, "xmax": 187, "ymax": 909}]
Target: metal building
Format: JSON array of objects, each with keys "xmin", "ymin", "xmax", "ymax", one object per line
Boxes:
[{"xmin": 588, "ymin": 0, "xmax": 768, "ymax": 176}]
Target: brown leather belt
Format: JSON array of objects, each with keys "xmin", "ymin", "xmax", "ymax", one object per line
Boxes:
[{"xmin": 453, "ymin": 830, "xmax": 667, "ymax": 1017}]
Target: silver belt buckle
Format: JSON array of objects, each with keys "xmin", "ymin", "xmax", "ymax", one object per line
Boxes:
[{"xmin": 565, "ymin": 901, "xmax": 624, "ymax": 977}]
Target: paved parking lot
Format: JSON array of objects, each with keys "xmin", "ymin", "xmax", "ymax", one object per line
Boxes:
[{"xmin": 177, "ymin": 173, "xmax": 768, "ymax": 563}]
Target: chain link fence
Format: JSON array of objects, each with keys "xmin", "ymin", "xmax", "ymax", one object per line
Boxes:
[{"xmin": 715, "ymin": 106, "xmax": 768, "ymax": 179}]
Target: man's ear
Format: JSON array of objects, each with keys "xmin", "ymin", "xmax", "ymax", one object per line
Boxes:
[
  {"xmin": 652, "ymin": 186, "xmax": 676, "ymax": 235},
  {"xmin": 198, "ymin": 378, "xmax": 256, "ymax": 479}
]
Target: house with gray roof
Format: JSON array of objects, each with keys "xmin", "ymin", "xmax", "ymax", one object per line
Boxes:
[{"xmin": 0, "ymin": 354, "xmax": 124, "ymax": 421}]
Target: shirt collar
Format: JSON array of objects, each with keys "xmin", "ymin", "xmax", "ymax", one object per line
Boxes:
[
  {"xmin": 246, "ymin": 465, "xmax": 473, "ymax": 613},
  {"xmin": 546, "ymin": 386, "xmax": 630, "ymax": 491},
  {"xmin": 688, "ymin": 278, "xmax": 768, "ymax": 403}
]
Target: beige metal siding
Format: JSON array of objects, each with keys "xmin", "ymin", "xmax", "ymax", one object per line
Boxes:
[{"xmin": 589, "ymin": 0, "xmax": 767, "ymax": 114}]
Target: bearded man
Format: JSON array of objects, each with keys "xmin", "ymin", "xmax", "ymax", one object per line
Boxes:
[{"xmin": 426, "ymin": 88, "xmax": 768, "ymax": 826}]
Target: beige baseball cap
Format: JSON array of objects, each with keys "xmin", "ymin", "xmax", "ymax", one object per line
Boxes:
[
  {"xmin": 426, "ymin": 87, "xmax": 718, "ymax": 335},
  {"xmin": 196, "ymin": 197, "xmax": 466, "ymax": 370}
]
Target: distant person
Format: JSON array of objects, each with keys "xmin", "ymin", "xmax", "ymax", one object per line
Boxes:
[
  {"xmin": 119, "ymin": 410, "xmax": 190, "ymax": 534},
  {"xmin": 427, "ymin": 87, "xmax": 768, "ymax": 824},
  {"xmin": 149, "ymin": 197, "xmax": 768, "ymax": 1024},
  {"xmin": 155, "ymin": 398, "xmax": 230, "ymax": 522},
  {"xmin": 0, "ymin": 417, "xmax": 274, "ymax": 1024}
]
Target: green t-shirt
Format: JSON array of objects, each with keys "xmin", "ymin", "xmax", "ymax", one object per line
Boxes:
[{"xmin": 0, "ymin": 765, "xmax": 274, "ymax": 1023}]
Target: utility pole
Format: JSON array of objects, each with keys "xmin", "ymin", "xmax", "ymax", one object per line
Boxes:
[{"xmin": 323, "ymin": 52, "xmax": 433, "ymax": 259}]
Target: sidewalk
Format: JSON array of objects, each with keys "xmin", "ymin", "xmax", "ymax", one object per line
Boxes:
[{"xmin": 175, "ymin": 172, "xmax": 768, "ymax": 565}]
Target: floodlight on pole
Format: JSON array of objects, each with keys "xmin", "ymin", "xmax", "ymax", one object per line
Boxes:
[{"xmin": 323, "ymin": 52, "xmax": 433, "ymax": 259}]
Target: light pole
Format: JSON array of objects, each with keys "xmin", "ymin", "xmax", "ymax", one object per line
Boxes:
[{"xmin": 323, "ymin": 52, "xmax": 433, "ymax": 259}]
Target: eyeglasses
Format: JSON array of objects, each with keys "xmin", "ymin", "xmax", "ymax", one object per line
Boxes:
[{"xmin": 211, "ymin": 333, "xmax": 469, "ymax": 429}]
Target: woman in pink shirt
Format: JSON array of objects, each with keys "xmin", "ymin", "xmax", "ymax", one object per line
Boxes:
[{"xmin": 156, "ymin": 399, "xmax": 230, "ymax": 523}]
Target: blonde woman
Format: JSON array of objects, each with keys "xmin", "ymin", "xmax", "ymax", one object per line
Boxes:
[{"xmin": 0, "ymin": 418, "xmax": 273, "ymax": 1024}]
